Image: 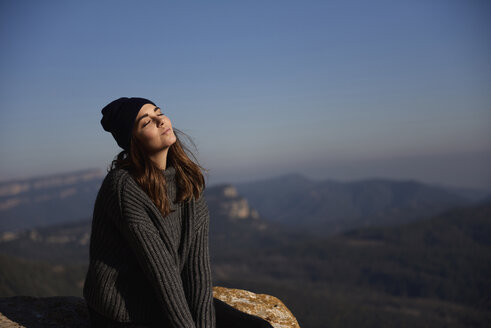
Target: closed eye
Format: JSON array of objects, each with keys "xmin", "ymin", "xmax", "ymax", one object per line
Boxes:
[{"xmin": 143, "ymin": 113, "xmax": 165, "ymax": 127}]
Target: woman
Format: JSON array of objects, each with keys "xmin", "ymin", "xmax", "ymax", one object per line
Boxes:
[{"xmin": 83, "ymin": 97, "xmax": 273, "ymax": 328}]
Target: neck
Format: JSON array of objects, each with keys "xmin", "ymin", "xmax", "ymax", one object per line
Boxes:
[{"xmin": 149, "ymin": 148, "xmax": 170, "ymax": 170}]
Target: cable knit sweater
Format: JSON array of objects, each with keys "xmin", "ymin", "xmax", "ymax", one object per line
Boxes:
[{"xmin": 83, "ymin": 165, "xmax": 216, "ymax": 327}]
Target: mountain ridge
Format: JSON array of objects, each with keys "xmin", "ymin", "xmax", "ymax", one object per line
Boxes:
[{"xmin": 2, "ymin": 167, "xmax": 489, "ymax": 236}]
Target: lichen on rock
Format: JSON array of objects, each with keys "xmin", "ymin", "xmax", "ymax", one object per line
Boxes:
[{"xmin": 213, "ymin": 286, "xmax": 300, "ymax": 328}]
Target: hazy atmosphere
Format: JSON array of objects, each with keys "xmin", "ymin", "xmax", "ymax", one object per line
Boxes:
[{"xmin": 1, "ymin": 0, "xmax": 490, "ymax": 189}]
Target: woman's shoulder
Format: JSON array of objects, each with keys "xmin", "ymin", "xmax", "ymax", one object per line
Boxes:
[
  {"xmin": 106, "ymin": 167, "xmax": 130, "ymax": 179},
  {"xmin": 100, "ymin": 168, "xmax": 133, "ymax": 193}
]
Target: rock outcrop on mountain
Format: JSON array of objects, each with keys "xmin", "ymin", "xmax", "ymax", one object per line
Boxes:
[
  {"xmin": 0, "ymin": 287, "xmax": 300, "ymax": 328},
  {"xmin": 205, "ymin": 184, "xmax": 260, "ymax": 221}
]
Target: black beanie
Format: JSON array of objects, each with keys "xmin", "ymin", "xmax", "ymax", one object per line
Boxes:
[{"xmin": 100, "ymin": 97, "xmax": 156, "ymax": 151}]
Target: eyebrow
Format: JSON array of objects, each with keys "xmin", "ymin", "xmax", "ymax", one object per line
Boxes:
[{"xmin": 136, "ymin": 107, "xmax": 161, "ymax": 124}]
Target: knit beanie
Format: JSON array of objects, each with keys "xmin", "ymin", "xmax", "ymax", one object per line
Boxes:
[{"xmin": 100, "ymin": 97, "xmax": 156, "ymax": 151}]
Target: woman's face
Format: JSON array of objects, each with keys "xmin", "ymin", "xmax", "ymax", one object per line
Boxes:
[{"xmin": 133, "ymin": 103, "xmax": 177, "ymax": 154}]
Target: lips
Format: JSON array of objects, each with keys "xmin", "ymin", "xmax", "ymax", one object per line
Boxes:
[{"xmin": 161, "ymin": 128, "xmax": 170, "ymax": 135}]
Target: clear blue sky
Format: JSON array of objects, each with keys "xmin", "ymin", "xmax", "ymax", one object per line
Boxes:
[{"xmin": 1, "ymin": 0, "xmax": 490, "ymax": 189}]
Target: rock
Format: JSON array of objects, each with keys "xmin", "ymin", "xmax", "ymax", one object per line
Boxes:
[
  {"xmin": 0, "ymin": 287, "xmax": 300, "ymax": 327},
  {"xmin": 206, "ymin": 184, "xmax": 262, "ymax": 221},
  {"xmin": 213, "ymin": 286, "xmax": 300, "ymax": 328},
  {"xmin": 0, "ymin": 295, "xmax": 89, "ymax": 327}
]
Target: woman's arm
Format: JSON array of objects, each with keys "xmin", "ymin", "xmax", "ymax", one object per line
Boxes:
[
  {"xmin": 181, "ymin": 195, "xmax": 216, "ymax": 328},
  {"xmin": 114, "ymin": 175, "xmax": 197, "ymax": 328}
]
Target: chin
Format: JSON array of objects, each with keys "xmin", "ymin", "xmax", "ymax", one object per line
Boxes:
[
  {"xmin": 168, "ymin": 135, "xmax": 177, "ymax": 145},
  {"xmin": 162, "ymin": 140, "xmax": 176, "ymax": 149}
]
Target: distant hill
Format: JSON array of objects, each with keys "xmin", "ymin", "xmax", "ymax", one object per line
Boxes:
[
  {"xmin": 0, "ymin": 169, "xmax": 104, "ymax": 233},
  {"xmin": 0, "ymin": 218, "xmax": 91, "ymax": 265},
  {"xmin": 434, "ymin": 185, "xmax": 491, "ymax": 203},
  {"xmin": 0, "ymin": 184, "xmax": 311, "ymax": 264},
  {"xmin": 0, "ymin": 251, "xmax": 85, "ymax": 297},
  {"xmin": 211, "ymin": 199, "xmax": 491, "ymax": 328},
  {"xmin": 205, "ymin": 184, "xmax": 318, "ymax": 254},
  {"xmin": 2, "ymin": 168, "xmax": 487, "ymax": 236},
  {"xmin": 236, "ymin": 173, "xmax": 484, "ymax": 236}
]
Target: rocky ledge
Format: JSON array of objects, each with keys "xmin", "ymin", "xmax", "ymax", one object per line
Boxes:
[{"xmin": 0, "ymin": 286, "xmax": 300, "ymax": 328}]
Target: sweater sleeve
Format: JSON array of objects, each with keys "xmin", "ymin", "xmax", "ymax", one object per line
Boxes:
[
  {"xmin": 181, "ymin": 195, "xmax": 216, "ymax": 328},
  {"xmin": 114, "ymin": 176, "xmax": 197, "ymax": 328}
]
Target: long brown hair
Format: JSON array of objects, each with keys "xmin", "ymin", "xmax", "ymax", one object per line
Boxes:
[{"xmin": 109, "ymin": 127, "xmax": 207, "ymax": 218}]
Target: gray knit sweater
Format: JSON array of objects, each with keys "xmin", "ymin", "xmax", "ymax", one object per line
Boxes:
[{"xmin": 83, "ymin": 165, "xmax": 216, "ymax": 327}]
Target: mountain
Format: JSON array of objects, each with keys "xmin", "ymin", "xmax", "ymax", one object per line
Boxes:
[
  {"xmin": 429, "ymin": 183, "xmax": 491, "ymax": 203},
  {"xmin": 210, "ymin": 199, "xmax": 491, "ymax": 328},
  {"xmin": 0, "ymin": 169, "xmax": 104, "ymax": 233},
  {"xmin": 3, "ymin": 167, "xmax": 484, "ymax": 237},
  {"xmin": 236, "ymin": 173, "xmax": 478, "ymax": 236},
  {"xmin": 0, "ymin": 218, "xmax": 91, "ymax": 265},
  {"xmin": 205, "ymin": 184, "xmax": 318, "ymax": 254},
  {"xmin": 0, "ymin": 251, "xmax": 86, "ymax": 297},
  {"xmin": 0, "ymin": 183, "xmax": 292, "ymax": 263},
  {"xmin": 0, "ymin": 184, "xmax": 312, "ymax": 264}
]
